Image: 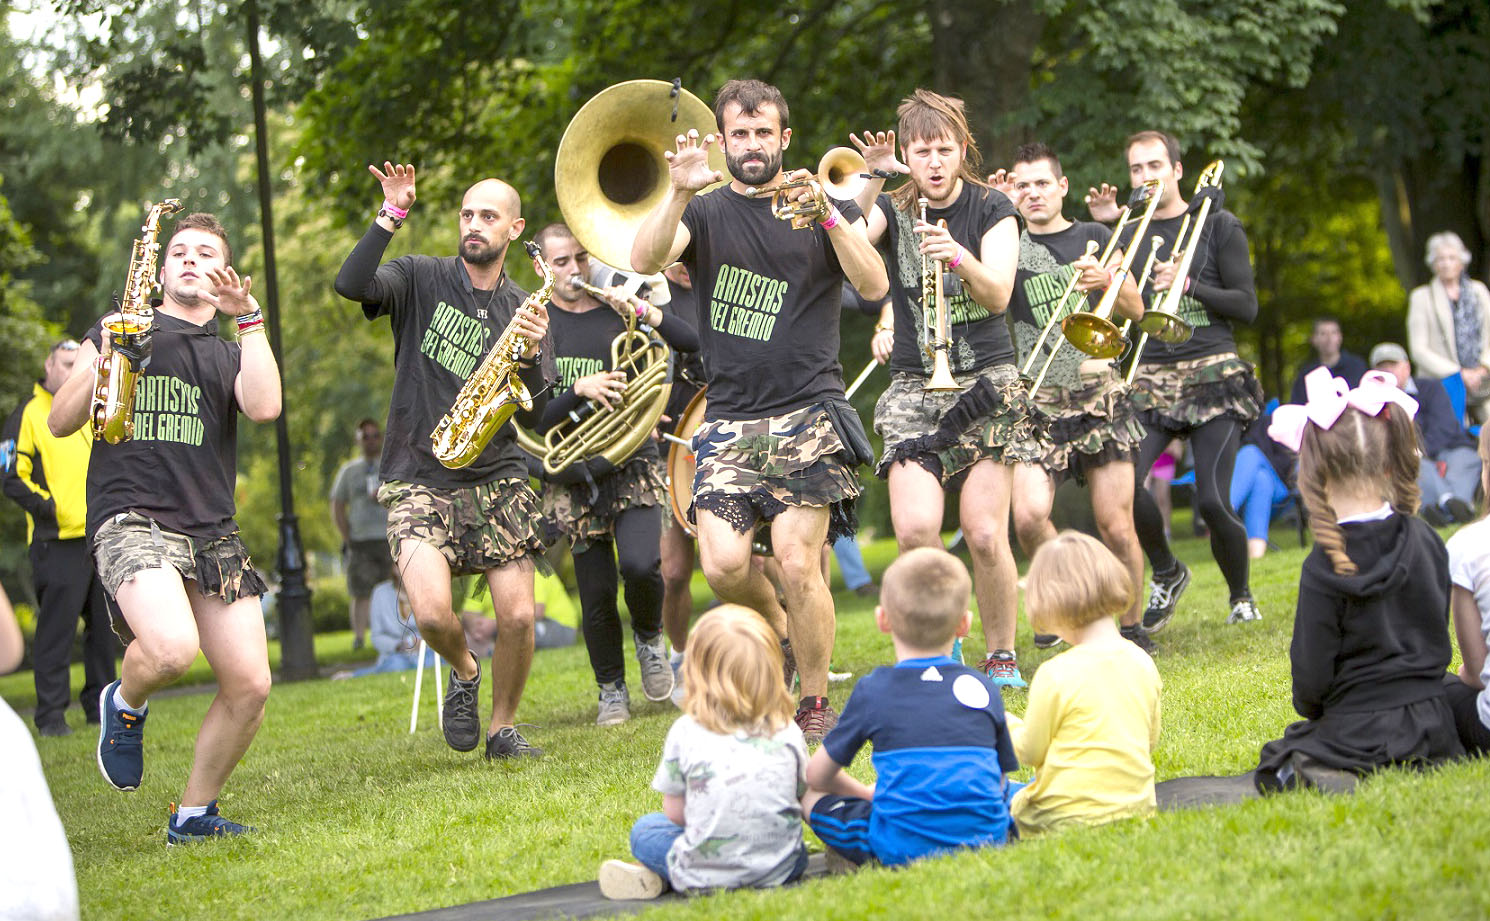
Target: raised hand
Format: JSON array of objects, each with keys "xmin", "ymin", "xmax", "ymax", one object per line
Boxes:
[
  {"xmin": 203, "ymin": 266, "xmax": 259, "ymax": 318},
  {"xmin": 986, "ymin": 168, "xmax": 1016, "ymax": 198},
  {"xmin": 850, "ymin": 129, "xmax": 907, "ymax": 177},
  {"xmin": 574, "ymin": 370, "xmax": 628, "ymax": 411},
  {"xmin": 369, "ymin": 161, "xmax": 417, "ymax": 210},
  {"xmin": 1085, "ymin": 182, "xmax": 1120, "ymax": 223},
  {"xmin": 664, "ymin": 130, "xmax": 723, "ymax": 193}
]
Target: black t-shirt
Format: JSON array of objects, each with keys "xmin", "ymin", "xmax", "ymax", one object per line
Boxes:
[
  {"xmin": 663, "ymin": 278, "xmax": 705, "ymax": 422},
  {"xmin": 876, "ymin": 184, "xmax": 1018, "ymax": 375},
  {"xmin": 680, "ymin": 186, "xmax": 862, "ymax": 420},
  {"xmin": 340, "ymin": 225, "xmax": 556, "ymax": 488},
  {"xmin": 1008, "ymin": 221, "xmax": 1114, "ymax": 390},
  {"xmin": 84, "ymin": 311, "xmax": 242, "ymax": 540},
  {"xmin": 1118, "ymin": 207, "xmax": 1256, "ymax": 363}
]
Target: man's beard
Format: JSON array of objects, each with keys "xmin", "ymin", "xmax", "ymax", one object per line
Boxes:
[
  {"xmin": 462, "ymin": 237, "xmax": 502, "ymax": 266},
  {"xmin": 725, "ymin": 149, "xmax": 782, "ymax": 186}
]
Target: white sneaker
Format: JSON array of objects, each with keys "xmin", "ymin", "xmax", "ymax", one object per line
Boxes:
[
  {"xmin": 635, "ymin": 633, "xmax": 676, "ymax": 702},
  {"xmin": 598, "ymin": 859, "xmax": 666, "ymax": 900},
  {"xmin": 596, "ymin": 681, "xmax": 630, "ymax": 726},
  {"xmin": 1226, "ymin": 597, "xmax": 1263, "ymax": 624},
  {"xmin": 669, "ymin": 651, "xmax": 685, "ymax": 708}
]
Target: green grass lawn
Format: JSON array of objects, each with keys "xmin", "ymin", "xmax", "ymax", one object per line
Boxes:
[{"xmin": 11, "ymin": 523, "xmax": 1490, "ymax": 921}]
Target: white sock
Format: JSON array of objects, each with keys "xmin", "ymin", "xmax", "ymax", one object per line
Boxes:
[
  {"xmin": 113, "ymin": 685, "xmax": 146, "ymax": 714},
  {"xmin": 670, "ymin": 650, "xmax": 684, "ymax": 666},
  {"xmin": 173, "ymin": 805, "xmax": 208, "ymax": 825}
]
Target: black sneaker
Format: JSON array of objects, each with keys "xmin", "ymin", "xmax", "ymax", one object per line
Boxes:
[
  {"xmin": 1120, "ymin": 623, "xmax": 1156, "ymax": 654},
  {"xmin": 485, "ymin": 725, "xmax": 544, "ymax": 760},
  {"xmin": 1226, "ymin": 596, "xmax": 1263, "ymax": 624},
  {"xmin": 1141, "ymin": 562, "xmax": 1191, "ymax": 634},
  {"xmin": 1445, "ymin": 497, "xmax": 1476, "ymax": 524},
  {"xmin": 1033, "ymin": 633, "xmax": 1064, "ymax": 649},
  {"xmin": 37, "ymin": 719, "xmax": 72, "ymax": 737},
  {"xmin": 442, "ymin": 658, "xmax": 481, "ymax": 752},
  {"xmin": 166, "ymin": 800, "xmax": 255, "ymax": 845},
  {"xmin": 1421, "ymin": 504, "xmax": 1451, "ymax": 528},
  {"xmin": 97, "ymin": 679, "xmax": 145, "ymax": 791}
]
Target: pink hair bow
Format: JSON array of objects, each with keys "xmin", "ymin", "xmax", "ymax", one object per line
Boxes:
[{"xmin": 1268, "ymin": 367, "xmax": 1418, "ymax": 453}]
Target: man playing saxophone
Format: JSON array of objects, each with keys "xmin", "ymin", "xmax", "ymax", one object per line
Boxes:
[
  {"xmin": 48, "ymin": 212, "xmax": 281, "ymax": 842},
  {"xmin": 334, "ymin": 164, "xmax": 555, "ymax": 760},
  {"xmin": 631, "ymin": 79, "xmax": 887, "ymax": 742},
  {"xmin": 529, "ymin": 223, "xmax": 698, "ymax": 726},
  {"xmin": 849, "ymin": 89, "xmax": 1033, "ymax": 687}
]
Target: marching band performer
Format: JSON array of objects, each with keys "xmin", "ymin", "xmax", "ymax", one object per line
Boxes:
[{"xmin": 631, "ymin": 78, "xmax": 887, "ymax": 742}]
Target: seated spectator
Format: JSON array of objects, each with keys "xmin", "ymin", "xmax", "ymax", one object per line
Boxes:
[
  {"xmin": 1444, "ymin": 428, "xmax": 1490, "ymax": 754},
  {"xmin": 1371, "ymin": 342, "xmax": 1482, "ymax": 525},
  {"xmin": 1290, "ymin": 317, "xmax": 1367, "ymax": 405},
  {"xmin": 334, "ymin": 572, "xmax": 434, "ymax": 678},
  {"xmin": 1407, "ymin": 231, "xmax": 1490, "ymax": 423},
  {"xmin": 1231, "ymin": 411, "xmax": 1297, "ymax": 559}
]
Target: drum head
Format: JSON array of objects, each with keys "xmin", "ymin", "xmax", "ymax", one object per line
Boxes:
[{"xmin": 665, "ymin": 387, "xmax": 708, "ymax": 536}]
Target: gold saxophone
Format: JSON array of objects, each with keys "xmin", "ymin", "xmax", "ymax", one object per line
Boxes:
[
  {"xmin": 92, "ymin": 198, "xmax": 182, "ymax": 443},
  {"xmin": 431, "ymin": 241, "xmax": 555, "ymax": 469}
]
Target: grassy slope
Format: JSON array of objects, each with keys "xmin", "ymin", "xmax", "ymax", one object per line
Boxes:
[{"xmin": 13, "ymin": 524, "xmax": 1490, "ymax": 920}]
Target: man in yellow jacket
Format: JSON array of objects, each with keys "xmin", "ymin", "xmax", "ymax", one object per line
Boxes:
[{"xmin": 1, "ymin": 340, "xmax": 117, "ymax": 736}]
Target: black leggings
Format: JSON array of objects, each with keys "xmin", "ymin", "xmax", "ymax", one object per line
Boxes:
[
  {"xmin": 1132, "ymin": 417, "xmax": 1251, "ymax": 602},
  {"xmin": 572, "ymin": 506, "xmax": 665, "ymax": 686}
]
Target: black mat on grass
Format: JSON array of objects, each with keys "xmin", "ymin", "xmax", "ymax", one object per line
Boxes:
[{"xmin": 1155, "ymin": 772, "xmax": 1261, "ymax": 809}]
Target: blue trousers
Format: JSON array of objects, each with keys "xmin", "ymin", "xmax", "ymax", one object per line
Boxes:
[
  {"xmin": 1419, "ymin": 447, "xmax": 1482, "ymax": 509},
  {"xmin": 629, "ymin": 812, "xmax": 808, "ymax": 885},
  {"xmin": 1229, "ymin": 444, "xmax": 1290, "ymax": 541},
  {"xmin": 831, "ymin": 535, "xmax": 871, "ymax": 591}
]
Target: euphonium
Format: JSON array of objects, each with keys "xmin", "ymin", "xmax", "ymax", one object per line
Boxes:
[
  {"xmin": 92, "ymin": 198, "xmax": 182, "ymax": 443},
  {"xmin": 748, "ymin": 147, "xmax": 869, "ymax": 229},
  {"xmin": 431, "ymin": 241, "xmax": 555, "ymax": 469},
  {"xmin": 530, "ymin": 275, "xmax": 674, "ymax": 480},
  {"xmin": 919, "ymin": 197, "xmax": 959, "ymax": 391}
]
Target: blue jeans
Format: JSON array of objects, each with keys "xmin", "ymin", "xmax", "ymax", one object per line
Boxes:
[
  {"xmin": 629, "ymin": 812, "xmax": 809, "ymax": 885},
  {"xmin": 1419, "ymin": 446, "xmax": 1483, "ymax": 509},
  {"xmin": 832, "ymin": 535, "xmax": 872, "ymax": 591},
  {"xmin": 350, "ymin": 647, "xmax": 435, "ymax": 677},
  {"xmin": 1229, "ymin": 444, "xmax": 1290, "ymax": 541}
]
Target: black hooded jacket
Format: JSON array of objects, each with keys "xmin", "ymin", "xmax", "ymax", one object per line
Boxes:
[{"xmin": 1290, "ymin": 512, "xmax": 1452, "ymax": 719}]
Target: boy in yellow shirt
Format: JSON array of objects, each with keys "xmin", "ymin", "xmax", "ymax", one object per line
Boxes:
[{"xmin": 1008, "ymin": 531, "xmax": 1161, "ymax": 835}]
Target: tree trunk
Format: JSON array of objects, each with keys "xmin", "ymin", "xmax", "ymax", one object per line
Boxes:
[
  {"xmin": 929, "ymin": 0, "xmax": 1044, "ymax": 168},
  {"xmin": 1379, "ymin": 153, "xmax": 1487, "ymax": 291}
]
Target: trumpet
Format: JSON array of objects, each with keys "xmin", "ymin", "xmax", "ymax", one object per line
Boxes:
[
  {"xmin": 747, "ymin": 147, "xmax": 869, "ymax": 229},
  {"xmin": 919, "ymin": 198, "xmax": 960, "ymax": 391}
]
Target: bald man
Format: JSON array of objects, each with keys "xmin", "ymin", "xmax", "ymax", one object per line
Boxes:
[{"xmin": 335, "ymin": 164, "xmax": 556, "ymax": 760}]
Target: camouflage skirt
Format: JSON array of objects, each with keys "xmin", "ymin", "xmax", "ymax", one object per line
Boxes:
[
  {"xmin": 873, "ymin": 363, "xmax": 1040, "ymax": 487},
  {"xmin": 379, "ymin": 478, "xmax": 550, "ymax": 577},
  {"xmin": 690, "ymin": 403, "xmax": 862, "ymax": 542},
  {"xmin": 543, "ymin": 454, "xmax": 666, "ymax": 554},
  {"xmin": 1127, "ymin": 352, "xmax": 1264, "ymax": 436},
  {"xmin": 1030, "ymin": 361, "xmax": 1146, "ymax": 484},
  {"xmin": 93, "ymin": 511, "xmax": 267, "ymax": 644}
]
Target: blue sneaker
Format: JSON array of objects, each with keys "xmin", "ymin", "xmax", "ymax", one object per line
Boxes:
[
  {"xmin": 166, "ymin": 800, "xmax": 256, "ymax": 845},
  {"xmin": 97, "ymin": 679, "xmax": 146, "ymax": 791},
  {"xmin": 978, "ymin": 650, "xmax": 1027, "ymax": 689}
]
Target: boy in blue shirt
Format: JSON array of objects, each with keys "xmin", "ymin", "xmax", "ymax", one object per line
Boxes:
[{"xmin": 803, "ymin": 547, "xmax": 1018, "ymax": 865}]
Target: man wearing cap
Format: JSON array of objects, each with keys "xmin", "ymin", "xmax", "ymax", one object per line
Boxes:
[
  {"xmin": 1, "ymin": 340, "xmax": 118, "ymax": 735},
  {"xmin": 1370, "ymin": 341, "xmax": 1482, "ymax": 525}
]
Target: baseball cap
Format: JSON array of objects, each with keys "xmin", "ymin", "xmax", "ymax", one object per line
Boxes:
[{"xmin": 1369, "ymin": 342, "xmax": 1409, "ymax": 367}]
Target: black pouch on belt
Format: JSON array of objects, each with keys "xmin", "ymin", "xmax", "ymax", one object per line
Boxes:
[{"xmin": 822, "ymin": 399, "xmax": 875, "ymax": 467}]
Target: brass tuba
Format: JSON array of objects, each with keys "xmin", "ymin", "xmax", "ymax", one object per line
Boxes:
[
  {"xmin": 431, "ymin": 241, "xmax": 556, "ymax": 469},
  {"xmin": 527, "ymin": 80, "xmax": 701, "ymax": 481},
  {"xmin": 92, "ymin": 198, "xmax": 182, "ymax": 443}
]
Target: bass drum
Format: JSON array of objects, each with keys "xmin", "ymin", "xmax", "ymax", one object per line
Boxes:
[{"xmin": 665, "ymin": 387, "xmax": 708, "ymax": 537}]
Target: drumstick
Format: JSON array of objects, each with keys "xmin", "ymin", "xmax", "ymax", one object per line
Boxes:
[
  {"xmin": 844, "ymin": 358, "xmax": 879, "ymax": 401},
  {"xmin": 662, "ymin": 432, "xmax": 692, "ymax": 449}
]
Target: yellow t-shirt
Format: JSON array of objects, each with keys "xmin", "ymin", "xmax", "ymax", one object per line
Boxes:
[{"xmin": 1007, "ymin": 636, "xmax": 1161, "ymax": 836}]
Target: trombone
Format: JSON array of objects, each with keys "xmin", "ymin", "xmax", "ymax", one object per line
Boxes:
[
  {"xmin": 1024, "ymin": 180, "xmax": 1161, "ymax": 392},
  {"xmin": 919, "ymin": 197, "xmax": 960, "ymax": 391},
  {"xmin": 747, "ymin": 147, "xmax": 869, "ymax": 229}
]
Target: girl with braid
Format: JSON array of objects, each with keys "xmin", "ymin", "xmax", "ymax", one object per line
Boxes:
[{"xmin": 1253, "ymin": 367, "xmax": 1462, "ymax": 793}]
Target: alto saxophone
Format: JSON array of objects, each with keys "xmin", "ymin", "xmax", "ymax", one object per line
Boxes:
[
  {"xmin": 431, "ymin": 241, "xmax": 555, "ymax": 469},
  {"xmin": 92, "ymin": 198, "xmax": 183, "ymax": 443}
]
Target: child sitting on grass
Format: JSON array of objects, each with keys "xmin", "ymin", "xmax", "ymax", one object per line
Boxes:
[
  {"xmin": 1444, "ymin": 426, "xmax": 1490, "ymax": 754},
  {"xmin": 802, "ymin": 547, "xmax": 1017, "ymax": 866},
  {"xmin": 1007, "ymin": 531, "xmax": 1161, "ymax": 836},
  {"xmin": 1255, "ymin": 367, "xmax": 1463, "ymax": 792},
  {"xmin": 599, "ymin": 605, "xmax": 808, "ymax": 900}
]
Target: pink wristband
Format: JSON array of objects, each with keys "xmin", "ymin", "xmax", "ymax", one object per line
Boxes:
[
  {"xmin": 948, "ymin": 245, "xmax": 964, "ymax": 269},
  {"xmin": 635, "ymin": 300, "xmax": 648, "ymax": 320},
  {"xmin": 820, "ymin": 210, "xmax": 840, "ymax": 230},
  {"xmin": 381, "ymin": 200, "xmax": 409, "ymax": 220}
]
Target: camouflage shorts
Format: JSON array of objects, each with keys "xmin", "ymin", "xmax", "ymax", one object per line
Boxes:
[
  {"xmin": 379, "ymin": 478, "xmax": 550, "ymax": 577},
  {"xmin": 690, "ymin": 403, "xmax": 862, "ymax": 542},
  {"xmin": 543, "ymin": 454, "xmax": 666, "ymax": 554},
  {"xmin": 1030, "ymin": 361, "xmax": 1146, "ymax": 483},
  {"xmin": 873, "ymin": 363, "xmax": 1040, "ymax": 486},
  {"xmin": 1127, "ymin": 353, "xmax": 1264, "ymax": 436},
  {"xmin": 92, "ymin": 511, "xmax": 268, "ymax": 644}
]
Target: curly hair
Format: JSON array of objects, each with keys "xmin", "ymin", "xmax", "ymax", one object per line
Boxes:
[{"xmin": 1296, "ymin": 405, "xmax": 1421, "ymax": 575}]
